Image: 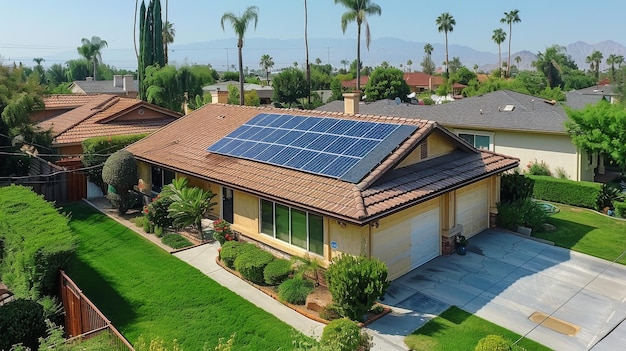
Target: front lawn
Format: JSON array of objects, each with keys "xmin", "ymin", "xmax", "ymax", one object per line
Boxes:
[
  {"xmin": 63, "ymin": 202, "xmax": 301, "ymax": 350},
  {"xmin": 533, "ymin": 203, "xmax": 626, "ymax": 264},
  {"xmin": 404, "ymin": 306, "xmax": 552, "ymax": 351}
]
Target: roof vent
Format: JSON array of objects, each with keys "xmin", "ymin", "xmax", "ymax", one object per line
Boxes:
[{"xmin": 502, "ymin": 105, "xmax": 515, "ymax": 112}]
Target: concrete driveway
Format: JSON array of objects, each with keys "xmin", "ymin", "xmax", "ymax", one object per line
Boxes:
[{"xmin": 368, "ymin": 229, "xmax": 626, "ymax": 351}]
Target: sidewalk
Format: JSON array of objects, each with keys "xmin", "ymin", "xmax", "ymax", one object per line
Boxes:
[{"xmin": 84, "ymin": 198, "xmax": 407, "ymax": 350}]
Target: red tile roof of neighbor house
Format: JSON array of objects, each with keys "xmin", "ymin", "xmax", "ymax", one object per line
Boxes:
[
  {"xmin": 126, "ymin": 104, "xmax": 519, "ymax": 224},
  {"xmin": 341, "ymin": 76, "xmax": 370, "ymax": 88},
  {"xmin": 38, "ymin": 95, "xmax": 181, "ymax": 146},
  {"xmin": 403, "ymin": 72, "xmax": 444, "ymax": 87},
  {"xmin": 42, "ymin": 94, "xmax": 101, "ymax": 110}
]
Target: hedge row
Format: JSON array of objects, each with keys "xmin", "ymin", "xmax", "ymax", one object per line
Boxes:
[
  {"xmin": 220, "ymin": 241, "xmax": 293, "ymax": 286},
  {"xmin": 615, "ymin": 201, "xmax": 626, "ymax": 218},
  {"xmin": 0, "ymin": 185, "xmax": 75, "ymax": 299},
  {"xmin": 529, "ymin": 175, "xmax": 602, "ymax": 209}
]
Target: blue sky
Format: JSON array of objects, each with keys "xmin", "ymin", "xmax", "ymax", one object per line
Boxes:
[{"xmin": 1, "ymin": 0, "xmax": 624, "ymax": 70}]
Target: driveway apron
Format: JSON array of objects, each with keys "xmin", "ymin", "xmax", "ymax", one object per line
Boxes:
[{"xmin": 369, "ymin": 229, "xmax": 626, "ymax": 351}]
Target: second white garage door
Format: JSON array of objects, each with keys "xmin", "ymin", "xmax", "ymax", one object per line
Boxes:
[{"xmin": 456, "ymin": 180, "xmax": 489, "ymax": 237}]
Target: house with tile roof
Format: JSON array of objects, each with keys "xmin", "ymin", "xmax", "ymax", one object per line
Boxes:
[
  {"xmin": 318, "ymin": 89, "xmax": 607, "ymax": 182},
  {"xmin": 126, "ymin": 94, "xmax": 518, "ymax": 279},
  {"xmin": 341, "ymin": 72, "xmax": 466, "ymax": 96},
  {"xmin": 36, "ymin": 94, "xmax": 181, "ymax": 201},
  {"xmin": 69, "ymin": 75, "xmax": 139, "ymax": 98}
]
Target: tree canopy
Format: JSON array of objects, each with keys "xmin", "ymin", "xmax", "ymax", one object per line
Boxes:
[
  {"xmin": 363, "ymin": 66, "xmax": 410, "ymax": 102},
  {"xmin": 566, "ymin": 100, "xmax": 626, "ymax": 170},
  {"xmin": 272, "ymin": 68, "xmax": 308, "ymax": 107},
  {"xmin": 77, "ymin": 36, "xmax": 108, "ymax": 80}
]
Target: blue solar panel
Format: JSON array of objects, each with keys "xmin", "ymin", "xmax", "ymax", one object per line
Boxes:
[{"xmin": 206, "ymin": 113, "xmax": 418, "ymax": 183}]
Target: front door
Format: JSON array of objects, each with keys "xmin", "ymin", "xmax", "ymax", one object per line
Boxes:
[{"xmin": 222, "ymin": 187, "xmax": 234, "ymax": 224}]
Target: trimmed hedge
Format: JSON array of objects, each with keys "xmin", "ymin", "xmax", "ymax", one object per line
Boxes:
[
  {"xmin": 0, "ymin": 298, "xmax": 47, "ymax": 351},
  {"xmin": 234, "ymin": 248, "xmax": 274, "ymax": 285},
  {"xmin": 529, "ymin": 175, "xmax": 601, "ymax": 209},
  {"xmin": 615, "ymin": 201, "xmax": 626, "ymax": 218},
  {"xmin": 0, "ymin": 185, "xmax": 75, "ymax": 299},
  {"xmin": 220, "ymin": 241, "xmax": 257, "ymax": 269},
  {"xmin": 264, "ymin": 258, "xmax": 292, "ymax": 285}
]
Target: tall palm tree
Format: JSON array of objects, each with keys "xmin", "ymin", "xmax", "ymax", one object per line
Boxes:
[
  {"xmin": 259, "ymin": 54, "xmax": 274, "ymax": 85},
  {"xmin": 615, "ymin": 55, "xmax": 625, "ymax": 69},
  {"xmin": 221, "ymin": 6, "xmax": 259, "ymax": 105},
  {"xmin": 77, "ymin": 36, "xmax": 108, "ymax": 80},
  {"xmin": 606, "ymin": 54, "xmax": 617, "ymax": 81},
  {"xmin": 515, "ymin": 55, "xmax": 522, "ymax": 66},
  {"xmin": 406, "ymin": 59, "xmax": 412, "ymax": 72},
  {"xmin": 304, "ymin": 0, "xmax": 311, "ymax": 106},
  {"xmin": 492, "ymin": 28, "xmax": 506, "ymax": 77},
  {"xmin": 586, "ymin": 50, "xmax": 603, "ymax": 80},
  {"xmin": 500, "ymin": 9, "xmax": 521, "ymax": 78},
  {"xmin": 334, "ymin": 0, "xmax": 382, "ymax": 92},
  {"xmin": 436, "ymin": 12, "xmax": 455, "ymax": 78},
  {"xmin": 340, "ymin": 59, "xmax": 349, "ymax": 71},
  {"xmin": 424, "ymin": 43, "xmax": 433, "ymax": 57},
  {"xmin": 163, "ymin": 21, "xmax": 175, "ymax": 65}
]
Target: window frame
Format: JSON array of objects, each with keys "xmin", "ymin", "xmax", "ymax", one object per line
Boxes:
[
  {"xmin": 455, "ymin": 129, "xmax": 494, "ymax": 151},
  {"xmin": 150, "ymin": 166, "xmax": 175, "ymax": 193}
]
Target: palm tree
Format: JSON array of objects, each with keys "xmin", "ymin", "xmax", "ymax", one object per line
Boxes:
[
  {"xmin": 615, "ymin": 55, "xmax": 625, "ymax": 69},
  {"xmin": 473, "ymin": 64, "xmax": 478, "ymax": 73},
  {"xmin": 340, "ymin": 59, "xmax": 349, "ymax": 71},
  {"xmin": 259, "ymin": 54, "xmax": 274, "ymax": 85},
  {"xmin": 606, "ymin": 54, "xmax": 617, "ymax": 81},
  {"xmin": 586, "ymin": 50, "xmax": 603, "ymax": 80},
  {"xmin": 304, "ymin": 0, "xmax": 311, "ymax": 106},
  {"xmin": 533, "ymin": 45, "xmax": 566, "ymax": 88},
  {"xmin": 77, "ymin": 36, "xmax": 108, "ymax": 80},
  {"xmin": 500, "ymin": 9, "xmax": 521, "ymax": 78},
  {"xmin": 163, "ymin": 21, "xmax": 175, "ymax": 65},
  {"xmin": 436, "ymin": 12, "xmax": 455, "ymax": 78},
  {"xmin": 334, "ymin": 0, "xmax": 382, "ymax": 91},
  {"xmin": 221, "ymin": 6, "xmax": 259, "ymax": 106},
  {"xmin": 515, "ymin": 55, "xmax": 522, "ymax": 67},
  {"xmin": 424, "ymin": 43, "xmax": 434, "ymax": 57},
  {"xmin": 492, "ymin": 28, "xmax": 506, "ymax": 77},
  {"xmin": 406, "ymin": 59, "xmax": 412, "ymax": 72}
]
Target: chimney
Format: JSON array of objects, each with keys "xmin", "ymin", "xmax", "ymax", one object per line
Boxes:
[
  {"xmin": 123, "ymin": 75, "xmax": 135, "ymax": 92},
  {"xmin": 343, "ymin": 92, "xmax": 360, "ymax": 115},
  {"xmin": 211, "ymin": 89, "xmax": 229, "ymax": 104},
  {"xmin": 85, "ymin": 77, "xmax": 93, "ymax": 82},
  {"xmin": 113, "ymin": 75, "xmax": 123, "ymax": 87}
]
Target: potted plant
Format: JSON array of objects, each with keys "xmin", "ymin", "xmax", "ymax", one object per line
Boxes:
[{"xmin": 455, "ymin": 235, "xmax": 468, "ymax": 255}]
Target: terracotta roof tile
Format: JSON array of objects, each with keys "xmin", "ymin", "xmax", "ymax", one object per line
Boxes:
[
  {"xmin": 42, "ymin": 94, "xmax": 101, "ymax": 109},
  {"xmin": 127, "ymin": 104, "xmax": 519, "ymax": 223}
]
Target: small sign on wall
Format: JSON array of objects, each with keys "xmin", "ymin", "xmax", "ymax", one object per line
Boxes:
[{"xmin": 330, "ymin": 241, "xmax": 338, "ymax": 250}]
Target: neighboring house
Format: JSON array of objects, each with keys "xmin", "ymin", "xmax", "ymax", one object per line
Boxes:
[
  {"xmin": 318, "ymin": 89, "xmax": 606, "ymax": 181},
  {"xmin": 341, "ymin": 72, "xmax": 466, "ymax": 96},
  {"xmin": 69, "ymin": 75, "xmax": 139, "ymax": 98},
  {"xmin": 36, "ymin": 94, "xmax": 181, "ymax": 201},
  {"xmin": 203, "ymin": 80, "xmax": 274, "ymax": 105},
  {"xmin": 126, "ymin": 94, "xmax": 518, "ymax": 280}
]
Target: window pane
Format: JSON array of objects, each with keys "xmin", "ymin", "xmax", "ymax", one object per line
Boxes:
[
  {"xmin": 275, "ymin": 204, "xmax": 290, "ymax": 242},
  {"xmin": 291, "ymin": 209, "xmax": 307, "ymax": 249},
  {"xmin": 151, "ymin": 167, "xmax": 163, "ymax": 192},
  {"xmin": 163, "ymin": 169, "xmax": 175, "ymax": 186},
  {"xmin": 261, "ymin": 200, "xmax": 274, "ymax": 236},
  {"xmin": 459, "ymin": 133, "xmax": 474, "ymax": 146},
  {"xmin": 308, "ymin": 214, "xmax": 324, "ymax": 255},
  {"xmin": 475, "ymin": 135, "xmax": 490, "ymax": 150}
]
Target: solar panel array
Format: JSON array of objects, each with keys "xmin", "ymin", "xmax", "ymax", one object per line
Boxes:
[{"xmin": 206, "ymin": 113, "xmax": 417, "ymax": 183}]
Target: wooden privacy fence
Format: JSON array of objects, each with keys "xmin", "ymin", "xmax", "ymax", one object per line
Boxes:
[{"xmin": 59, "ymin": 270, "xmax": 134, "ymax": 350}]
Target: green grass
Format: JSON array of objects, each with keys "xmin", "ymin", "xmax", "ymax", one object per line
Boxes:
[
  {"xmin": 404, "ymin": 306, "xmax": 552, "ymax": 351},
  {"xmin": 161, "ymin": 233, "xmax": 193, "ymax": 249},
  {"xmin": 533, "ymin": 202, "xmax": 626, "ymax": 264},
  {"xmin": 62, "ymin": 202, "xmax": 302, "ymax": 350}
]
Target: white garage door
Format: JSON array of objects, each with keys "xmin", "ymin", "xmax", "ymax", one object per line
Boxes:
[
  {"xmin": 456, "ymin": 181, "xmax": 489, "ymax": 237},
  {"xmin": 372, "ymin": 202, "xmax": 440, "ymax": 279}
]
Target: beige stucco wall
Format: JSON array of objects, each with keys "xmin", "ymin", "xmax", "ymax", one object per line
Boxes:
[
  {"xmin": 493, "ymin": 131, "xmax": 593, "ymax": 182},
  {"xmin": 396, "ymin": 130, "xmax": 457, "ymax": 169}
]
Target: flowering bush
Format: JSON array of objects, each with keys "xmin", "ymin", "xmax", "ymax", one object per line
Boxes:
[
  {"xmin": 213, "ymin": 219, "xmax": 234, "ymax": 245},
  {"xmin": 146, "ymin": 194, "xmax": 174, "ymax": 229},
  {"xmin": 526, "ymin": 159, "xmax": 551, "ymax": 176}
]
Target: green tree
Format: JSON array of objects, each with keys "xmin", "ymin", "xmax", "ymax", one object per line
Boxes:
[
  {"xmin": 532, "ymin": 45, "xmax": 570, "ymax": 88},
  {"xmin": 586, "ymin": 50, "xmax": 603, "ymax": 80},
  {"xmin": 102, "ymin": 149, "xmax": 138, "ymax": 214},
  {"xmin": 45, "ymin": 63, "xmax": 67, "ymax": 86},
  {"xmin": 500, "ymin": 9, "xmax": 521, "ymax": 78},
  {"xmin": 566, "ymin": 100, "xmax": 626, "ymax": 171},
  {"xmin": 363, "ymin": 66, "xmax": 410, "ymax": 102},
  {"xmin": 272, "ymin": 67, "xmax": 308, "ymax": 107},
  {"xmin": 164, "ymin": 178, "xmax": 217, "ymax": 238},
  {"xmin": 448, "ymin": 56, "xmax": 462, "ymax": 74},
  {"xmin": 421, "ymin": 43, "xmax": 435, "ymax": 75},
  {"xmin": 436, "ymin": 12, "xmax": 455, "ymax": 78},
  {"xmin": 492, "ymin": 28, "xmax": 506, "ymax": 77},
  {"xmin": 221, "ymin": 5, "xmax": 259, "ymax": 106},
  {"xmin": 77, "ymin": 36, "xmax": 108, "ymax": 80},
  {"xmin": 259, "ymin": 54, "xmax": 274, "ymax": 85},
  {"xmin": 163, "ymin": 20, "xmax": 175, "ymax": 65},
  {"xmin": 334, "ymin": 0, "xmax": 382, "ymax": 91},
  {"xmin": 144, "ymin": 65, "xmax": 203, "ymax": 112},
  {"xmin": 340, "ymin": 59, "xmax": 350, "ymax": 72},
  {"xmin": 450, "ymin": 66, "xmax": 476, "ymax": 85},
  {"xmin": 406, "ymin": 59, "xmax": 413, "ymax": 72},
  {"xmin": 139, "ymin": 0, "xmax": 166, "ymax": 100}
]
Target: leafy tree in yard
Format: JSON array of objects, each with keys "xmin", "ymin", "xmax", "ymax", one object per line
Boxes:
[
  {"xmin": 566, "ymin": 100, "xmax": 626, "ymax": 171},
  {"xmin": 272, "ymin": 67, "xmax": 308, "ymax": 107},
  {"xmin": 162, "ymin": 177, "xmax": 217, "ymax": 238},
  {"xmin": 325, "ymin": 254, "xmax": 389, "ymax": 321},
  {"xmin": 144, "ymin": 65, "xmax": 203, "ymax": 112},
  {"xmin": 450, "ymin": 66, "xmax": 476, "ymax": 85},
  {"xmin": 221, "ymin": 6, "xmax": 259, "ymax": 105},
  {"xmin": 138, "ymin": 0, "xmax": 166, "ymax": 100},
  {"xmin": 102, "ymin": 149, "xmax": 138, "ymax": 214},
  {"xmin": 363, "ymin": 66, "xmax": 410, "ymax": 102},
  {"xmin": 532, "ymin": 45, "xmax": 577, "ymax": 88}
]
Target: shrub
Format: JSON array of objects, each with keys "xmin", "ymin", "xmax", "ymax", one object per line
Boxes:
[
  {"xmin": 102, "ymin": 149, "xmax": 138, "ymax": 214},
  {"xmin": 530, "ymin": 175, "xmax": 602, "ymax": 209},
  {"xmin": 220, "ymin": 241, "xmax": 257, "ymax": 269},
  {"xmin": 555, "ymin": 166, "xmax": 569, "ymax": 179},
  {"xmin": 320, "ymin": 318, "xmax": 372, "ymax": 351},
  {"xmin": 320, "ymin": 303, "xmax": 342, "ymax": 321},
  {"xmin": 154, "ymin": 225, "xmax": 164, "ymax": 237},
  {"xmin": 525, "ymin": 159, "xmax": 551, "ymax": 176},
  {"xmin": 475, "ymin": 335, "xmax": 512, "ymax": 351},
  {"xmin": 278, "ymin": 277, "xmax": 314, "ymax": 305},
  {"xmin": 146, "ymin": 195, "xmax": 174, "ymax": 229},
  {"xmin": 325, "ymin": 255, "xmax": 389, "ymax": 321},
  {"xmin": 234, "ymin": 248, "xmax": 274, "ymax": 284},
  {"xmin": 0, "ymin": 299, "xmax": 47, "ymax": 351},
  {"xmin": 596, "ymin": 183, "xmax": 625, "ymax": 211},
  {"xmin": 264, "ymin": 258, "xmax": 293, "ymax": 285},
  {"xmin": 615, "ymin": 201, "xmax": 626, "ymax": 218},
  {"xmin": 497, "ymin": 199, "xmax": 547, "ymax": 231},
  {"xmin": 500, "ymin": 170, "xmax": 534, "ymax": 203},
  {"xmin": 163, "ymin": 178, "xmax": 217, "ymax": 236},
  {"xmin": 496, "ymin": 202, "xmax": 522, "ymax": 230},
  {"xmin": 213, "ymin": 219, "xmax": 235, "ymax": 245},
  {"xmin": 131, "ymin": 215, "xmax": 147, "ymax": 228},
  {"xmin": 161, "ymin": 234, "xmax": 192, "ymax": 249}
]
